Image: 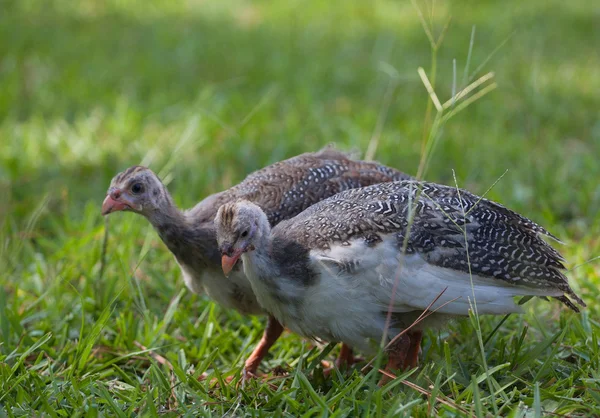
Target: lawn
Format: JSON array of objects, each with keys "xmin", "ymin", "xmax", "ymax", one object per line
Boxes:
[{"xmin": 1, "ymin": 0, "xmax": 599, "ymax": 416}]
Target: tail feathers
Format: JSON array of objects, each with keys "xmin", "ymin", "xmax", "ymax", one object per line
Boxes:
[
  {"xmin": 521, "ymin": 292, "xmax": 585, "ymax": 313},
  {"xmin": 555, "ymin": 287, "xmax": 586, "ymax": 312},
  {"xmin": 554, "ymin": 296, "xmax": 580, "ymax": 312}
]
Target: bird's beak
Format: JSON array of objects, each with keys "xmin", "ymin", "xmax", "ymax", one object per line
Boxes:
[
  {"xmin": 221, "ymin": 249, "xmax": 243, "ymax": 277},
  {"xmin": 102, "ymin": 188, "xmax": 140, "ymax": 215},
  {"xmin": 102, "ymin": 194, "xmax": 128, "ymax": 215}
]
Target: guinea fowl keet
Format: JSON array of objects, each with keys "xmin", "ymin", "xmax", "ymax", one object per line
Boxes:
[
  {"xmin": 101, "ymin": 148, "xmax": 412, "ymax": 379},
  {"xmin": 214, "ymin": 181, "xmax": 585, "ymax": 385}
]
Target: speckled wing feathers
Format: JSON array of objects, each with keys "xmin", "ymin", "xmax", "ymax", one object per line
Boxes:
[
  {"xmin": 224, "ymin": 148, "xmax": 412, "ymax": 225},
  {"xmin": 180, "ymin": 147, "xmax": 410, "ymax": 268},
  {"xmin": 186, "ymin": 147, "xmax": 410, "ymax": 224},
  {"xmin": 274, "ymin": 181, "xmax": 585, "ymax": 311}
]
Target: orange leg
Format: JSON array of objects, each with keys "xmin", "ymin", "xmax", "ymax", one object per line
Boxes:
[
  {"xmin": 321, "ymin": 343, "xmax": 365, "ymax": 375},
  {"xmin": 403, "ymin": 330, "xmax": 423, "ymax": 369},
  {"xmin": 336, "ymin": 343, "xmax": 360, "ymax": 368},
  {"xmin": 378, "ymin": 332, "xmax": 416, "ymax": 386},
  {"xmin": 243, "ymin": 315, "xmax": 284, "ymax": 379}
]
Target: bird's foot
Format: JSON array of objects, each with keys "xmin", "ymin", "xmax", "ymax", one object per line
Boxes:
[
  {"xmin": 240, "ymin": 366, "xmax": 289, "ymax": 390},
  {"xmin": 199, "ymin": 369, "xmax": 281, "ymax": 390},
  {"xmin": 320, "ymin": 355, "xmax": 364, "ymax": 377}
]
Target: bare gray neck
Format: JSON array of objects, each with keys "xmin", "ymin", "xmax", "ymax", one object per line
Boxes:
[
  {"xmin": 242, "ymin": 232, "xmax": 280, "ymax": 286},
  {"xmin": 146, "ymin": 199, "xmax": 221, "ymax": 269}
]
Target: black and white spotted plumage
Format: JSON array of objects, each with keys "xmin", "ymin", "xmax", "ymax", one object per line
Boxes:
[
  {"xmin": 214, "ymin": 181, "xmax": 585, "ymax": 355},
  {"xmin": 275, "ymin": 181, "xmax": 584, "ymax": 311}
]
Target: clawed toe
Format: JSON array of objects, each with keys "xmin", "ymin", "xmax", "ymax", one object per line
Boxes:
[
  {"xmin": 240, "ymin": 369, "xmax": 259, "ymax": 388},
  {"xmin": 200, "ymin": 368, "xmax": 284, "ymax": 390}
]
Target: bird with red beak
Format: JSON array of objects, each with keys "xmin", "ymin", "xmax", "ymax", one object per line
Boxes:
[{"xmin": 101, "ymin": 149, "xmax": 413, "ymax": 381}]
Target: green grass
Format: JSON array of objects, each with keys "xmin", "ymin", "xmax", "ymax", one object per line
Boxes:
[{"xmin": 1, "ymin": 0, "xmax": 599, "ymax": 415}]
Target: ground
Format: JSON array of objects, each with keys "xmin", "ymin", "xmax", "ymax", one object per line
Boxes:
[{"xmin": 1, "ymin": 0, "xmax": 599, "ymax": 416}]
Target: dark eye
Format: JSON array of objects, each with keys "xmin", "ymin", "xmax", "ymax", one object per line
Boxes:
[
  {"xmin": 241, "ymin": 230, "xmax": 249, "ymax": 238},
  {"xmin": 131, "ymin": 183, "xmax": 144, "ymax": 194}
]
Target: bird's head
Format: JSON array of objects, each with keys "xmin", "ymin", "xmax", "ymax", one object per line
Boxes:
[
  {"xmin": 215, "ymin": 200, "xmax": 269, "ymax": 277},
  {"xmin": 102, "ymin": 166, "xmax": 169, "ymax": 218}
]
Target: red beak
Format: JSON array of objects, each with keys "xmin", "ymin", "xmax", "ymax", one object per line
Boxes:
[
  {"xmin": 221, "ymin": 250, "xmax": 242, "ymax": 277},
  {"xmin": 101, "ymin": 194, "xmax": 129, "ymax": 216}
]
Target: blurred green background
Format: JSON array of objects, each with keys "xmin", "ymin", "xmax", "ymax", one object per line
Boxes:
[
  {"xmin": 3, "ymin": 0, "xmax": 599, "ymax": 222},
  {"xmin": 1, "ymin": 0, "xmax": 599, "ymax": 415}
]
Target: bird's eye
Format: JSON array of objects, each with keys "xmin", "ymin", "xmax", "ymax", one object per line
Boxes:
[
  {"xmin": 241, "ymin": 230, "xmax": 249, "ymax": 238},
  {"xmin": 131, "ymin": 183, "xmax": 144, "ymax": 194}
]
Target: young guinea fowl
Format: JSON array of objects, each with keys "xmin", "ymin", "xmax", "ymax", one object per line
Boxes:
[
  {"xmin": 214, "ymin": 181, "xmax": 585, "ymax": 385},
  {"xmin": 101, "ymin": 148, "xmax": 412, "ymax": 379}
]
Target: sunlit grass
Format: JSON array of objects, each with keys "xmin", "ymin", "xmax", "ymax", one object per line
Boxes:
[{"xmin": 1, "ymin": 0, "xmax": 599, "ymax": 416}]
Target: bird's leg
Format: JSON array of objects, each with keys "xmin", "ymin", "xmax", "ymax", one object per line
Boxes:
[
  {"xmin": 243, "ymin": 315, "xmax": 284, "ymax": 380},
  {"xmin": 403, "ymin": 330, "xmax": 422, "ymax": 370},
  {"xmin": 320, "ymin": 343, "xmax": 363, "ymax": 376},
  {"xmin": 378, "ymin": 333, "xmax": 411, "ymax": 386},
  {"xmin": 336, "ymin": 344, "xmax": 364, "ymax": 368},
  {"xmin": 336, "ymin": 343, "xmax": 354, "ymax": 368}
]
